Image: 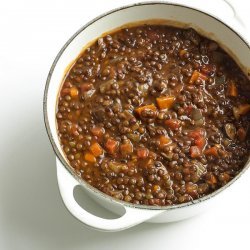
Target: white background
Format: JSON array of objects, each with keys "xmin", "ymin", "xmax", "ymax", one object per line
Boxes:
[{"xmin": 0, "ymin": 0, "xmax": 250, "ymax": 249}]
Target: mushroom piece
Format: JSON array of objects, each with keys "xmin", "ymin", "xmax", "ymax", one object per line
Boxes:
[
  {"xmin": 224, "ymin": 123, "xmax": 236, "ymax": 140},
  {"xmin": 191, "ymin": 108, "xmax": 204, "ymax": 126},
  {"xmin": 191, "ymin": 108, "xmax": 203, "ymax": 120},
  {"xmin": 108, "ymin": 161, "xmax": 128, "ymax": 173},
  {"xmin": 192, "ymin": 160, "xmax": 207, "ymax": 180}
]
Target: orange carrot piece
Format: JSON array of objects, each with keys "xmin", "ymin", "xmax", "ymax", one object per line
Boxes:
[
  {"xmin": 137, "ymin": 148, "xmax": 149, "ymax": 159},
  {"xmin": 159, "ymin": 135, "xmax": 171, "ymax": 147},
  {"xmin": 227, "ymin": 82, "xmax": 238, "ymax": 97},
  {"xmin": 189, "ymin": 70, "xmax": 200, "ymax": 84},
  {"xmin": 195, "ymin": 137, "xmax": 206, "ymax": 150},
  {"xmin": 84, "ymin": 152, "xmax": 96, "ymax": 163},
  {"xmin": 105, "ymin": 138, "xmax": 119, "ymax": 154},
  {"xmin": 188, "ymin": 128, "xmax": 206, "ymax": 139},
  {"xmin": 189, "ymin": 70, "xmax": 207, "ymax": 84},
  {"xmin": 135, "ymin": 104, "xmax": 157, "ymax": 116},
  {"xmin": 156, "ymin": 96, "xmax": 176, "ymax": 110},
  {"xmin": 204, "ymin": 147, "xmax": 219, "ymax": 157},
  {"xmin": 90, "ymin": 142, "xmax": 103, "ymax": 157},
  {"xmin": 165, "ymin": 119, "xmax": 181, "ymax": 130}
]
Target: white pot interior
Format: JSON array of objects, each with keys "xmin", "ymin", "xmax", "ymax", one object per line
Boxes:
[{"xmin": 45, "ymin": 2, "xmax": 250, "ymax": 178}]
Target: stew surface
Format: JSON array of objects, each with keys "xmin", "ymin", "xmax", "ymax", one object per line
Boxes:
[{"xmin": 56, "ymin": 25, "xmax": 250, "ymax": 206}]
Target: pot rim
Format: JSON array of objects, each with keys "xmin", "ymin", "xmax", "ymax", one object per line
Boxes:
[{"xmin": 43, "ymin": 1, "xmax": 250, "ymax": 211}]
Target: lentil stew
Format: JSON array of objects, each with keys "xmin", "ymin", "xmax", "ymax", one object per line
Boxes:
[{"xmin": 56, "ymin": 25, "xmax": 250, "ymax": 206}]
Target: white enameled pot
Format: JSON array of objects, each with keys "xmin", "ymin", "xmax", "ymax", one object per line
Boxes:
[{"xmin": 44, "ymin": 1, "xmax": 250, "ymax": 232}]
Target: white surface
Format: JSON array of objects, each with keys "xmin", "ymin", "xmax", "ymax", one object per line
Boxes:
[{"xmin": 0, "ymin": 0, "xmax": 249, "ymax": 249}]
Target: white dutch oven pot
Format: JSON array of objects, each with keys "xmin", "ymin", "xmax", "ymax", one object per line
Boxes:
[{"xmin": 44, "ymin": 1, "xmax": 250, "ymax": 231}]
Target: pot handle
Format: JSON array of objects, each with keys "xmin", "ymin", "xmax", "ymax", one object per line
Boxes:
[
  {"xmin": 177, "ymin": 0, "xmax": 248, "ymax": 35},
  {"xmin": 56, "ymin": 159, "xmax": 164, "ymax": 232}
]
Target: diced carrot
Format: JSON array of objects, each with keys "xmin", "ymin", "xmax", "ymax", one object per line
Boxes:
[
  {"xmin": 105, "ymin": 138, "xmax": 119, "ymax": 154},
  {"xmin": 204, "ymin": 146, "xmax": 219, "ymax": 157},
  {"xmin": 189, "ymin": 70, "xmax": 207, "ymax": 84},
  {"xmin": 189, "ymin": 70, "xmax": 200, "ymax": 84},
  {"xmin": 90, "ymin": 126, "xmax": 105, "ymax": 137},
  {"xmin": 159, "ymin": 135, "xmax": 171, "ymax": 147},
  {"xmin": 189, "ymin": 128, "xmax": 206, "ymax": 139},
  {"xmin": 120, "ymin": 142, "xmax": 133, "ymax": 155},
  {"xmin": 190, "ymin": 146, "xmax": 201, "ymax": 158},
  {"xmin": 80, "ymin": 83, "xmax": 93, "ymax": 92},
  {"xmin": 156, "ymin": 96, "xmax": 176, "ymax": 110},
  {"xmin": 137, "ymin": 148, "xmax": 149, "ymax": 159},
  {"xmin": 69, "ymin": 87, "xmax": 79, "ymax": 98},
  {"xmin": 84, "ymin": 152, "xmax": 96, "ymax": 163},
  {"xmin": 179, "ymin": 49, "xmax": 187, "ymax": 57},
  {"xmin": 227, "ymin": 82, "xmax": 238, "ymax": 97},
  {"xmin": 237, "ymin": 127, "xmax": 247, "ymax": 142},
  {"xmin": 195, "ymin": 137, "xmax": 206, "ymax": 150},
  {"xmin": 165, "ymin": 119, "xmax": 181, "ymax": 130},
  {"xmin": 135, "ymin": 104, "xmax": 157, "ymax": 116},
  {"xmin": 233, "ymin": 104, "xmax": 250, "ymax": 119},
  {"xmin": 90, "ymin": 142, "xmax": 103, "ymax": 157}
]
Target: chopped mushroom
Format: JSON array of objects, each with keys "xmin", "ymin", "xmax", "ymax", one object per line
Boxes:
[
  {"xmin": 224, "ymin": 123, "xmax": 236, "ymax": 140},
  {"xmin": 108, "ymin": 161, "xmax": 128, "ymax": 173}
]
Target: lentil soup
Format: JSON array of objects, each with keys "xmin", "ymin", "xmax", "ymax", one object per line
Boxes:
[{"xmin": 56, "ymin": 25, "xmax": 250, "ymax": 206}]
